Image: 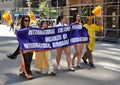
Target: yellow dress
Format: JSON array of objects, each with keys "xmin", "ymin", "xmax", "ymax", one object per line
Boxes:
[
  {"xmin": 33, "ymin": 50, "xmax": 50, "ymax": 70},
  {"xmin": 84, "ymin": 24, "xmax": 103, "ymax": 51}
]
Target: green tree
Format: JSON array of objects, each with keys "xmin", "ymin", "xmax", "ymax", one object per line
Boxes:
[{"xmin": 38, "ymin": 1, "xmax": 57, "ymax": 19}]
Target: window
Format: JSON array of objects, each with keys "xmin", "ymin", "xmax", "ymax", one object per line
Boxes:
[{"xmin": 51, "ymin": 0, "xmax": 66, "ymax": 7}]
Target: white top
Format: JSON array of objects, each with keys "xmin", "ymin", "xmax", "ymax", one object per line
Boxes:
[{"xmin": 56, "ymin": 22, "xmax": 67, "ymax": 27}]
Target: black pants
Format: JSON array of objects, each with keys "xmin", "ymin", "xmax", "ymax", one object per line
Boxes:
[
  {"xmin": 13, "ymin": 45, "xmax": 20, "ymax": 56},
  {"xmin": 23, "ymin": 53, "xmax": 33, "ymax": 74}
]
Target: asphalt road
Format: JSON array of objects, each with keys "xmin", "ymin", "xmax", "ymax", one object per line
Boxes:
[{"xmin": 0, "ymin": 25, "xmax": 120, "ymax": 85}]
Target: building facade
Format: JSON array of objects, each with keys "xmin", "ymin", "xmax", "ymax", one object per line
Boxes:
[
  {"xmin": 63, "ymin": 0, "xmax": 120, "ymax": 40},
  {"xmin": 0, "ymin": 0, "xmax": 40, "ymax": 21}
]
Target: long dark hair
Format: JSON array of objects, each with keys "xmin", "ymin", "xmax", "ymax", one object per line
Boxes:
[
  {"xmin": 56, "ymin": 15, "xmax": 66, "ymax": 24},
  {"xmin": 20, "ymin": 15, "xmax": 30, "ymax": 28},
  {"xmin": 73, "ymin": 13, "xmax": 80, "ymax": 23}
]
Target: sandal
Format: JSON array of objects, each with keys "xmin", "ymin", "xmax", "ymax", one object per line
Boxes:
[
  {"xmin": 24, "ymin": 73, "xmax": 33, "ymax": 80},
  {"xmin": 19, "ymin": 65, "xmax": 33, "ymax": 80}
]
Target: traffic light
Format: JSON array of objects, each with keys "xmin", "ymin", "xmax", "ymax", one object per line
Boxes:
[{"xmin": 51, "ymin": 0, "xmax": 66, "ymax": 7}]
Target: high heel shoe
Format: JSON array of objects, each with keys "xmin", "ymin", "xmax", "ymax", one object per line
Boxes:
[
  {"xmin": 24, "ymin": 73, "xmax": 33, "ymax": 80},
  {"xmin": 19, "ymin": 72, "xmax": 33, "ymax": 80},
  {"xmin": 19, "ymin": 65, "xmax": 33, "ymax": 79}
]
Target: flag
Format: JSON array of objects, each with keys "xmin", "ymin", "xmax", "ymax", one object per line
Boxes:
[
  {"xmin": 2, "ymin": 12, "xmax": 13, "ymax": 25},
  {"xmin": 92, "ymin": 6, "xmax": 102, "ymax": 17},
  {"xmin": 28, "ymin": 11, "xmax": 37, "ymax": 23}
]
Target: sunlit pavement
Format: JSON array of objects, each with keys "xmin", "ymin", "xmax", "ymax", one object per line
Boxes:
[
  {"xmin": 0, "ymin": 25, "xmax": 120, "ymax": 85},
  {"xmin": 0, "ymin": 25, "xmax": 16, "ymax": 37}
]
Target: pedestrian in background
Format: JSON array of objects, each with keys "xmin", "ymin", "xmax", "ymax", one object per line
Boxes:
[
  {"xmin": 6, "ymin": 18, "xmax": 28, "ymax": 59},
  {"xmin": 9, "ymin": 21, "xmax": 14, "ymax": 32},
  {"xmin": 82, "ymin": 16, "xmax": 103, "ymax": 67},
  {"xmin": 6, "ymin": 19, "xmax": 21, "ymax": 59}
]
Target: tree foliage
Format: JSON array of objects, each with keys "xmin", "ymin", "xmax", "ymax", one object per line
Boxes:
[{"xmin": 38, "ymin": 1, "xmax": 57, "ymax": 19}]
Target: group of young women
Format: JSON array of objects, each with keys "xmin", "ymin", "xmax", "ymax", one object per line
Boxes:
[{"xmin": 8, "ymin": 13, "xmax": 103, "ymax": 80}]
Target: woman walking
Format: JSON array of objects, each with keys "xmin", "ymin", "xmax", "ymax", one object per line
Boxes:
[
  {"xmin": 34, "ymin": 20, "xmax": 56, "ymax": 75},
  {"xmin": 72, "ymin": 13, "xmax": 84, "ymax": 69},
  {"xmin": 56, "ymin": 15, "xmax": 75, "ymax": 71},
  {"xmin": 18, "ymin": 16, "xmax": 33, "ymax": 79}
]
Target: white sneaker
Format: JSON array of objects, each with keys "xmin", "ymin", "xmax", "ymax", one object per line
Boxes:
[
  {"xmin": 68, "ymin": 67, "xmax": 75, "ymax": 71},
  {"xmin": 41, "ymin": 69, "xmax": 48, "ymax": 74},
  {"xmin": 56, "ymin": 65, "xmax": 62, "ymax": 70},
  {"xmin": 48, "ymin": 70, "xmax": 56, "ymax": 76}
]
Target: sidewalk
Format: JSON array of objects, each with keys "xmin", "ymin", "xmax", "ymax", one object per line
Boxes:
[{"xmin": 0, "ymin": 25, "xmax": 16, "ymax": 37}]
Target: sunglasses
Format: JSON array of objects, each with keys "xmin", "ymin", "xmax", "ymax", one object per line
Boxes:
[{"xmin": 24, "ymin": 20, "xmax": 30, "ymax": 22}]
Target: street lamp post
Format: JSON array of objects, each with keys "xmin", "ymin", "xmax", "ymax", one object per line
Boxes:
[
  {"xmin": 39, "ymin": 0, "xmax": 41, "ymax": 18},
  {"xmin": 57, "ymin": 0, "xmax": 58, "ymax": 17},
  {"xmin": 26, "ymin": 0, "xmax": 32, "ymax": 12},
  {"xmin": 11, "ymin": 9, "xmax": 14, "ymax": 22}
]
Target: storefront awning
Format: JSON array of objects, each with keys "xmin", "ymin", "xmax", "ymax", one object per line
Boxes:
[{"xmin": 14, "ymin": 13, "xmax": 40, "ymax": 18}]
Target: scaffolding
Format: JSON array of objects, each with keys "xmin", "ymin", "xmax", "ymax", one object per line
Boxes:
[
  {"xmin": 102, "ymin": 0, "xmax": 120, "ymax": 39},
  {"xmin": 69, "ymin": 0, "xmax": 120, "ymax": 43}
]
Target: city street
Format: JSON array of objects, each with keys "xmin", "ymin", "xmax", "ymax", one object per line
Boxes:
[{"xmin": 0, "ymin": 25, "xmax": 120, "ymax": 85}]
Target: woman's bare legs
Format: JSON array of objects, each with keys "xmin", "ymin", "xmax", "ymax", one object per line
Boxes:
[
  {"xmin": 72, "ymin": 44, "xmax": 84, "ymax": 67},
  {"xmin": 63, "ymin": 46, "xmax": 75, "ymax": 71},
  {"xmin": 56, "ymin": 46, "xmax": 75, "ymax": 71},
  {"xmin": 56, "ymin": 48, "xmax": 62, "ymax": 69}
]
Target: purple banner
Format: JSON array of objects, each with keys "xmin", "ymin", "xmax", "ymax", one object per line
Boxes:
[{"xmin": 16, "ymin": 23, "xmax": 89, "ymax": 51}]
